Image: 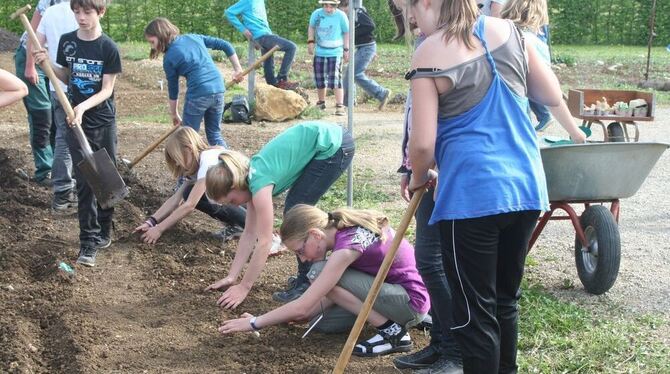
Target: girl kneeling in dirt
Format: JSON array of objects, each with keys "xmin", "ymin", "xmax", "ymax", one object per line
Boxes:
[
  {"xmin": 133, "ymin": 127, "xmax": 247, "ymax": 244},
  {"xmin": 218, "ymin": 204, "xmax": 430, "ymax": 357},
  {"xmin": 204, "ymin": 121, "xmax": 354, "ymax": 309}
]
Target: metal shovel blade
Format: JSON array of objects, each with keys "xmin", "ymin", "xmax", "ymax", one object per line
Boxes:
[{"xmin": 77, "ymin": 149, "xmax": 129, "ymax": 209}]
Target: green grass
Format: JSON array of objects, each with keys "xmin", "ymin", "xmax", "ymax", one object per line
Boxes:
[{"xmin": 518, "ymin": 281, "xmax": 670, "ymax": 372}]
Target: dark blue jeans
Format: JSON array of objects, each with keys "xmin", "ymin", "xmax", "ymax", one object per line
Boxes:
[
  {"xmin": 255, "ymin": 34, "xmax": 297, "ymax": 85},
  {"xmin": 529, "ymin": 99, "xmax": 551, "ymax": 124},
  {"xmin": 182, "ymin": 93, "xmax": 226, "ymax": 147},
  {"xmin": 182, "ymin": 183, "xmax": 246, "ymax": 227},
  {"xmin": 414, "ymin": 187, "xmax": 461, "ymax": 364},
  {"xmin": 284, "ymin": 130, "xmax": 355, "ymax": 284},
  {"xmin": 66, "ymin": 123, "xmax": 116, "ymax": 249}
]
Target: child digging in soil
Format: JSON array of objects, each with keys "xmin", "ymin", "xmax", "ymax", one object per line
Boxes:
[
  {"xmin": 33, "ymin": 0, "xmax": 122, "ymax": 267},
  {"xmin": 133, "ymin": 127, "xmax": 247, "ymax": 244},
  {"xmin": 204, "ymin": 121, "xmax": 354, "ymax": 309},
  {"xmin": 144, "ymin": 17, "xmax": 244, "ymax": 146},
  {"xmin": 218, "ymin": 204, "xmax": 430, "ymax": 357}
]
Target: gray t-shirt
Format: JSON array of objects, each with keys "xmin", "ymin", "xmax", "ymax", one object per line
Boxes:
[{"xmin": 410, "ymin": 20, "xmax": 527, "ymax": 119}]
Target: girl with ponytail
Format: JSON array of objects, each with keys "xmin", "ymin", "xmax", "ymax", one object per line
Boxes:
[
  {"xmin": 133, "ymin": 127, "xmax": 246, "ymax": 244},
  {"xmin": 204, "ymin": 121, "xmax": 354, "ymax": 310},
  {"xmin": 218, "ymin": 204, "xmax": 429, "ymax": 358}
]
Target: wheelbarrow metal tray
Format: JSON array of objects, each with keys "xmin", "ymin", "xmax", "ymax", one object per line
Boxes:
[{"xmin": 541, "ymin": 142, "xmax": 668, "ymax": 201}]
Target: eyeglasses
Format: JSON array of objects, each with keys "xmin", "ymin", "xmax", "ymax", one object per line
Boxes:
[{"xmin": 296, "ymin": 236, "xmax": 309, "ymax": 257}]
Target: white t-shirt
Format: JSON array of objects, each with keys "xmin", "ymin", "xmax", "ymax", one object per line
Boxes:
[
  {"xmin": 478, "ymin": 0, "xmax": 507, "ymax": 16},
  {"xmin": 196, "ymin": 148, "xmax": 225, "ymax": 180},
  {"xmin": 36, "ymin": 1, "xmax": 78, "ymax": 92}
]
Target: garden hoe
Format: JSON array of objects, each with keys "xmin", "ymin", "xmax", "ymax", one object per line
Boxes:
[
  {"xmin": 119, "ymin": 45, "xmax": 281, "ymax": 175},
  {"xmin": 12, "ymin": 4, "xmax": 128, "ymax": 209},
  {"xmin": 332, "ymin": 187, "xmax": 426, "ymax": 374}
]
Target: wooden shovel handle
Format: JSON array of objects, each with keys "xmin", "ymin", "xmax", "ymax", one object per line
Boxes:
[
  {"xmin": 225, "ymin": 45, "xmax": 280, "ymax": 89},
  {"xmin": 128, "ymin": 124, "xmax": 180, "ymax": 168},
  {"xmin": 12, "ymin": 5, "xmax": 95, "ymax": 155},
  {"xmin": 332, "ymin": 187, "xmax": 426, "ymax": 374}
]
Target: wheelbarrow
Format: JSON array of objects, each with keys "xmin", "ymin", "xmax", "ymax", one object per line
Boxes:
[{"xmin": 527, "ymin": 142, "xmax": 669, "ymax": 295}]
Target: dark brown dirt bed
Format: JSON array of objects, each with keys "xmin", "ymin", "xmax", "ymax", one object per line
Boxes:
[{"xmin": 0, "ymin": 28, "xmax": 19, "ymax": 52}]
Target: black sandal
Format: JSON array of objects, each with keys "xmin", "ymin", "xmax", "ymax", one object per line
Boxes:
[{"xmin": 352, "ymin": 327, "xmax": 413, "ymax": 357}]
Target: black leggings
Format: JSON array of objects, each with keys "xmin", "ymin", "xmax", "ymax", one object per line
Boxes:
[
  {"xmin": 439, "ymin": 210, "xmax": 539, "ymax": 374},
  {"xmin": 182, "ymin": 183, "xmax": 246, "ymax": 228}
]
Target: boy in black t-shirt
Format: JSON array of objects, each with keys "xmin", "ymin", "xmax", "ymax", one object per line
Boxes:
[{"xmin": 34, "ymin": 0, "xmax": 122, "ymax": 267}]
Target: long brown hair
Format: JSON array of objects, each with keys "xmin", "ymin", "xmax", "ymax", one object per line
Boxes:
[
  {"xmin": 409, "ymin": 0, "xmax": 480, "ymax": 50},
  {"xmin": 280, "ymin": 204, "xmax": 389, "ymax": 244},
  {"xmin": 164, "ymin": 127, "xmax": 209, "ymax": 178},
  {"xmin": 500, "ymin": 0, "xmax": 548, "ymax": 34},
  {"xmin": 144, "ymin": 17, "xmax": 180, "ymax": 59},
  {"xmin": 205, "ymin": 150, "xmax": 251, "ymax": 201}
]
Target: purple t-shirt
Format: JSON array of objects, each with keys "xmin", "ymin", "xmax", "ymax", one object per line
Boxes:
[{"xmin": 333, "ymin": 226, "xmax": 430, "ymax": 314}]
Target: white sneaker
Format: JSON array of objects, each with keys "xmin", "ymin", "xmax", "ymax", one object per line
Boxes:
[{"xmin": 269, "ymin": 233, "xmax": 287, "ymax": 256}]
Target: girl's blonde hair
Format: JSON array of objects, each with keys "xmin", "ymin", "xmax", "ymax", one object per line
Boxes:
[
  {"xmin": 407, "ymin": 0, "xmax": 480, "ymax": 50},
  {"xmin": 500, "ymin": 0, "xmax": 548, "ymax": 34},
  {"xmin": 280, "ymin": 204, "xmax": 389, "ymax": 244},
  {"xmin": 205, "ymin": 150, "xmax": 250, "ymax": 201},
  {"xmin": 145, "ymin": 17, "xmax": 180, "ymax": 59},
  {"xmin": 164, "ymin": 127, "xmax": 208, "ymax": 178}
]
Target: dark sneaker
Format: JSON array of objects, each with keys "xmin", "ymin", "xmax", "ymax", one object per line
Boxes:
[
  {"xmin": 275, "ymin": 80, "xmax": 300, "ymax": 90},
  {"xmin": 95, "ymin": 236, "xmax": 112, "ymax": 250},
  {"xmin": 393, "ymin": 344, "xmax": 441, "ymax": 369},
  {"xmin": 414, "ymin": 357, "xmax": 464, "ymax": 374},
  {"xmin": 335, "ymin": 104, "xmax": 346, "ymax": 116},
  {"xmin": 353, "ymin": 322, "xmax": 413, "ymax": 357},
  {"xmin": 535, "ymin": 116, "xmax": 557, "ymax": 132},
  {"xmin": 97, "ymin": 221, "xmax": 113, "ymax": 249},
  {"xmin": 272, "ymin": 278, "xmax": 309, "ymax": 303},
  {"xmin": 378, "ymin": 89, "xmax": 392, "ymax": 110},
  {"xmin": 52, "ymin": 190, "xmax": 77, "ymax": 215},
  {"xmin": 414, "ymin": 314, "xmax": 433, "ymax": 330},
  {"xmin": 35, "ymin": 175, "xmax": 53, "ymax": 187},
  {"xmin": 213, "ymin": 225, "xmax": 244, "ymax": 242},
  {"xmin": 316, "ymin": 101, "xmax": 326, "ymax": 110},
  {"xmin": 76, "ymin": 247, "xmax": 98, "ymax": 267}
]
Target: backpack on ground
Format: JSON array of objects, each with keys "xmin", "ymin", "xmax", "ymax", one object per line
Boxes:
[{"xmin": 223, "ymin": 94, "xmax": 251, "ymax": 124}]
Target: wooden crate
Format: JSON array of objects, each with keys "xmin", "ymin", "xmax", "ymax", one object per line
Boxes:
[{"xmin": 567, "ymin": 89, "xmax": 655, "ymax": 121}]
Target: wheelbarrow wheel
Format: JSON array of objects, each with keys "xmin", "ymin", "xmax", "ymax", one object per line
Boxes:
[
  {"xmin": 607, "ymin": 122, "xmax": 625, "ymax": 142},
  {"xmin": 574, "ymin": 205, "xmax": 621, "ymax": 295}
]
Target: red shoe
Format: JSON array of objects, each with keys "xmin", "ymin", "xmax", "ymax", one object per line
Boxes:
[{"xmin": 275, "ymin": 80, "xmax": 300, "ymax": 90}]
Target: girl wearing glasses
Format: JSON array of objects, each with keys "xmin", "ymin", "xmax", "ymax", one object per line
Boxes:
[{"xmin": 218, "ymin": 204, "xmax": 429, "ymax": 357}]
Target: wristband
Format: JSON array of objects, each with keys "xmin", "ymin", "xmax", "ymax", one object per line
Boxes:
[
  {"xmin": 250, "ymin": 316, "xmax": 261, "ymax": 331},
  {"xmin": 307, "ymin": 40, "xmax": 315, "ymax": 44},
  {"xmin": 146, "ymin": 216, "xmax": 158, "ymax": 227},
  {"xmin": 343, "ymin": 48, "xmax": 349, "ymax": 52}
]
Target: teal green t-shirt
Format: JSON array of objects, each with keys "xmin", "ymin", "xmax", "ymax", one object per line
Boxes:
[{"xmin": 248, "ymin": 122, "xmax": 344, "ymax": 196}]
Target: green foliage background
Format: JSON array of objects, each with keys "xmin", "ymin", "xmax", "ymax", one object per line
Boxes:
[{"xmin": 1, "ymin": 0, "xmax": 668, "ymax": 45}]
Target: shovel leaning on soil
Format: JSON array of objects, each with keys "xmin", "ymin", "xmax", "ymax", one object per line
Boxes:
[
  {"xmin": 12, "ymin": 4, "xmax": 128, "ymax": 209},
  {"xmin": 119, "ymin": 45, "xmax": 281, "ymax": 173},
  {"xmin": 332, "ymin": 187, "xmax": 426, "ymax": 374}
]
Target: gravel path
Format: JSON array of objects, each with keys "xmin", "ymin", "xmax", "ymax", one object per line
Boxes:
[{"xmin": 529, "ymin": 107, "xmax": 670, "ymax": 318}]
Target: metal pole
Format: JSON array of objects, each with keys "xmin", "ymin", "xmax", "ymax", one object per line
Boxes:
[
  {"xmin": 248, "ymin": 40, "xmax": 256, "ymax": 104},
  {"xmin": 346, "ymin": 0, "xmax": 356, "ymax": 207},
  {"xmin": 644, "ymin": 0, "xmax": 657, "ymax": 81}
]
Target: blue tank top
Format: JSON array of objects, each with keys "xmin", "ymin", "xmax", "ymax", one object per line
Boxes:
[{"xmin": 425, "ymin": 17, "xmax": 549, "ymax": 223}]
